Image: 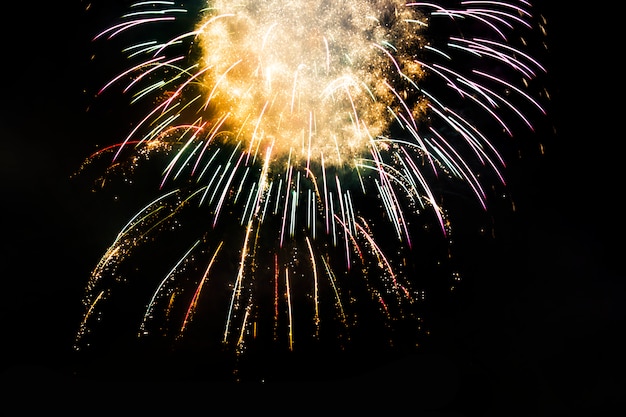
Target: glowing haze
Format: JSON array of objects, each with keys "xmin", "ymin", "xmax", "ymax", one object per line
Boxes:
[{"xmin": 195, "ymin": 0, "xmax": 427, "ymax": 167}]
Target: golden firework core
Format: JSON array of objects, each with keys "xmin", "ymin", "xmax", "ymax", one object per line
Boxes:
[{"xmin": 197, "ymin": 0, "xmax": 427, "ymax": 167}]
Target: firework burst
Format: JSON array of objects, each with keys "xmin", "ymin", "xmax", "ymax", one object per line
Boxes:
[{"xmin": 75, "ymin": 0, "xmax": 549, "ymax": 377}]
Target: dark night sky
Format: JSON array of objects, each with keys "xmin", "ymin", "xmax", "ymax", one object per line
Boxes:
[{"xmin": 2, "ymin": 1, "xmax": 625, "ymax": 414}]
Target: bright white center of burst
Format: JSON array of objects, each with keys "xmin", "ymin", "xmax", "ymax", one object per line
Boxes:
[{"xmin": 196, "ymin": 0, "xmax": 427, "ymax": 167}]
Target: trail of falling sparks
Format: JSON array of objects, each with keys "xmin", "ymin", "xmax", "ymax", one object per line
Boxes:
[
  {"xmin": 75, "ymin": 0, "xmax": 549, "ymax": 362},
  {"xmin": 179, "ymin": 241, "xmax": 223, "ymax": 334}
]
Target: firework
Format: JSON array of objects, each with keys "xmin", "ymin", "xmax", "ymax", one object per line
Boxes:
[{"xmin": 75, "ymin": 0, "xmax": 549, "ymax": 378}]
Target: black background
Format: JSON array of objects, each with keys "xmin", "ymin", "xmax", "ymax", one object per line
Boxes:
[{"xmin": 2, "ymin": 1, "xmax": 624, "ymax": 415}]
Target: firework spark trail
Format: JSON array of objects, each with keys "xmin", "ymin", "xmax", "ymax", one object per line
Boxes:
[
  {"xmin": 179, "ymin": 240, "xmax": 223, "ymax": 334},
  {"xmin": 140, "ymin": 239, "xmax": 201, "ymax": 334},
  {"xmin": 75, "ymin": 0, "xmax": 549, "ymax": 361}
]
